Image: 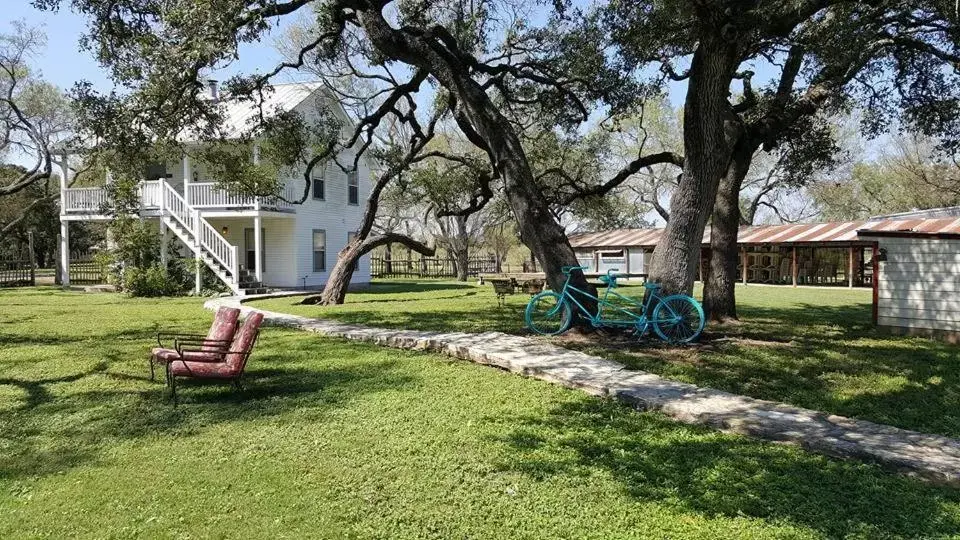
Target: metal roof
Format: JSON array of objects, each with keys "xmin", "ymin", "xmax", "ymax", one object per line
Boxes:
[
  {"xmin": 569, "ymin": 217, "xmax": 960, "ymax": 249},
  {"xmin": 182, "ymin": 82, "xmax": 326, "ymax": 141}
]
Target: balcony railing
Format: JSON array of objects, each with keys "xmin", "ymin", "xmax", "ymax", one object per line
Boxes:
[
  {"xmin": 62, "ymin": 187, "xmax": 109, "ymax": 214},
  {"xmin": 187, "ymin": 182, "xmax": 297, "ymax": 211},
  {"xmin": 62, "ymin": 180, "xmax": 299, "ymax": 214}
]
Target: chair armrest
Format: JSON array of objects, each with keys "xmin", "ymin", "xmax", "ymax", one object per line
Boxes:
[
  {"xmin": 173, "ymin": 347, "xmax": 229, "ymax": 362},
  {"xmin": 157, "ymin": 332, "xmax": 210, "ymax": 348},
  {"xmin": 174, "ymin": 338, "xmax": 230, "ymax": 355}
]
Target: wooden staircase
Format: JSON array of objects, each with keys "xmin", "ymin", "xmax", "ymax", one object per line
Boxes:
[{"xmin": 159, "ymin": 180, "xmax": 243, "ymax": 294}]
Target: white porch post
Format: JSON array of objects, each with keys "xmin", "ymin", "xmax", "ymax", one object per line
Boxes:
[
  {"xmin": 160, "ymin": 221, "xmax": 169, "ymax": 268},
  {"xmin": 254, "ymin": 216, "xmax": 263, "ymax": 283},
  {"xmin": 60, "ymin": 220, "xmax": 70, "ymax": 288},
  {"xmin": 193, "ymin": 208, "xmax": 202, "ymax": 294},
  {"xmin": 252, "ymin": 142, "xmax": 261, "ymax": 211},
  {"xmin": 58, "ymin": 153, "xmax": 69, "ymax": 215},
  {"xmin": 182, "ymin": 153, "xmax": 192, "ymax": 206}
]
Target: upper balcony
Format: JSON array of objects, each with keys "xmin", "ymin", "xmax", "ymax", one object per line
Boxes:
[{"xmin": 62, "ymin": 180, "xmax": 301, "ymax": 217}]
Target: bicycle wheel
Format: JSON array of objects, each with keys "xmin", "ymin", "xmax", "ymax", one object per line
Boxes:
[
  {"xmin": 651, "ymin": 294, "xmax": 705, "ymax": 344},
  {"xmin": 525, "ymin": 291, "xmax": 573, "ymax": 335}
]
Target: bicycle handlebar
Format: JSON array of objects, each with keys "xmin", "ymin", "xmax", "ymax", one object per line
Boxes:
[{"xmin": 561, "ymin": 265, "xmax": 590, "ymax": 275}]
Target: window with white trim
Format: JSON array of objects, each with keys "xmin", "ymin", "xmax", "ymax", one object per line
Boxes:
[
  {"xmin": 347, "ymin": 170, "xmax": 359, "ymax": 205},
  {"xmin": 312, "ymin": 170, "xmax": 325, "ymax": 200},
  {"xmin": 312, "ymin": 229, "xmax": 326, "ymax": 272}
]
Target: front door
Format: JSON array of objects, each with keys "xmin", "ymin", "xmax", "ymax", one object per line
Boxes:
[{"xmin": 243, "ymin": 228, "xmax": 265, "ymax": 273}]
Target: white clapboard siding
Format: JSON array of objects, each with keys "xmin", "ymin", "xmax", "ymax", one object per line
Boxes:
[
  {"xmin": 878, "ymin": 261, "xmax": 960, "ymax": 274},
  {"xmin": 876, "ymin": 236, "xmax": 960, "ymax": 335},
  {"xmin": 878, "ymin": 316, "xmax": 960, "ymax": 332},
  {"xmin": 289, "ymin": 97, "xmax": 371, "ymax": 288},
  {"xmin": 878, "ymin": 279, "xmax": 960, "ymax": 295},
  {"xmin": 879, "ymin": 294, "xmax": 960, "ymax": 313}
]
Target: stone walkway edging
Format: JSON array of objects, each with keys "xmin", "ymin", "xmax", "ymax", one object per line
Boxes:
[{"xmin": 206, "ymin": 296, "xmax": 960, "ymax": 487}]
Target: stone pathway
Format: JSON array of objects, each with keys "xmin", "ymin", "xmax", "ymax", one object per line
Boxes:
[{"xmin": 206, "ymin": 296, "xmax": 960, "ymax": 487}]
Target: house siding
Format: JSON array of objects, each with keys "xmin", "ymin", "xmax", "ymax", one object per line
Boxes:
[
  {"xmin": 288, "ymin": 97, "xmax": 371, "ymax": 289},
  {"xmin": 876, "ymin": 236, "xmax": 960, "ymax": 339}
]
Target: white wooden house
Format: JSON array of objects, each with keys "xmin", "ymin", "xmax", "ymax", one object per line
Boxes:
[{"xmin": 58, "ymin": 82, "xmax": 371, "ymax": 295}]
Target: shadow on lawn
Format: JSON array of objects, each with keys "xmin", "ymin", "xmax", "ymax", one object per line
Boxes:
[
  {"xmin": 498, "ymin": 399, "xmax": 960, "ymax": 538},
  {"xmin": 0, "ymin": 355, "xmax": 419, "ymax": 480},
  {"xmin": 568, "ymin": 300, "xmax": 960, "ymax": 438},
  {"xmin": 317, "ymin": 305, "xmax": 527, "ymax": 334},
  {"xmin": 356, "ymin": 281, "xmax": 475, "ymax": 295}
]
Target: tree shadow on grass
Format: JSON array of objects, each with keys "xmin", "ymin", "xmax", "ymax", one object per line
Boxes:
[
  {"xmin": 356, "ymin": 281, "xmax": 475, "ymax": 294},
  {"xmin": 497, "ymin": 399, "xmax": 960, "ymax": 538},
  {"xmin": 562, "ymin": 300, "xmax": 960, "ymax": 437},
  {"xmin": 0, "ymin": 358, "xmax": 420, "ymax": 481},
  {"xmin": 315, "ymin": 305, "xmax": 527, "ymax": 334}
]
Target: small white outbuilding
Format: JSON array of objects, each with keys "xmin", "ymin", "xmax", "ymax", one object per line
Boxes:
[{"xmin": 860, "ymin": 223, "xmax": 960, "ymax": 343}]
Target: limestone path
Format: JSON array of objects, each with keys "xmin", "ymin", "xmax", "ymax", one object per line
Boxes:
[{"xmin": 206, "ymin": 296, "xmax": 960, "ymax": 487}]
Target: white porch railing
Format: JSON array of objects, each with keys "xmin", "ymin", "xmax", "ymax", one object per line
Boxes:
[
  {"xmin": 162, "ymin": 181, "xmax": 195, "ymax": 232},
  {"xmin": 62, "ymin": 180, "xmax": 299, "ymax": 214},
  {"xmin": 198, "ymin": 218, "xmax": 239, "ymax": 280},
  {"xmin": 140, "ymin": 180, "xmax": 162, "ymax": 209},
  {"xmin": 188, "ymin": 182, "xmax": 297, "ymax": 211},
  {"xmin": 62, "ymin": 187, "xmax": 109, "ymax": 213}
]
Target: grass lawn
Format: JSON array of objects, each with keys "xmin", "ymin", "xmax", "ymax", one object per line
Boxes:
[
  {"xmin": 252, "ymin": 280, "xmax": 960, "ymax": 440},
  {"xmin": 2, "ymin": 288, "xmax": 960, "ymax": 538}
]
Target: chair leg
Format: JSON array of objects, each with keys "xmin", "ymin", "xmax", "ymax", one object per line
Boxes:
[
  {"xmin": 166, "ymin": 364, "xmax": 178, "ymax": 407},
  {"xmin": 149, "ymin": 357, "xmax": 155, "ymax": 381}
]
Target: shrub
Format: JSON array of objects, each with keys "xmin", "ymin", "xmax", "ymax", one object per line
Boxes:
[{"xmin": 124, "ymin": 264, "xmax": 181, "ymax": 297}]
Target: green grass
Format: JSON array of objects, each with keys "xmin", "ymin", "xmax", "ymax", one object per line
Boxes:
[
  {"xmin": 3, "ymin": 287, "xmax": 960, "ymax": 538},
  {"xmin": 252, "ymin": 280, "xmax": 960, "ymax": 440}
]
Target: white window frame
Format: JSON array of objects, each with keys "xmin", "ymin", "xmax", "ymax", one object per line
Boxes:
[
  {"xmin": 347, "ymin": 170, "xmax": 359, "ymax": 206},
  {"xmin": 312, "ymin": 229, "xmax": 326, "ymax": 272}
]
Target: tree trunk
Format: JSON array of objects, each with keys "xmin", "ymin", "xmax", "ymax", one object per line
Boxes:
[
  {"xmin": 316, "ymin": 243, "xmax": 362, "ymax": 305},
  {"xmin": 356, "ymin": 10, "xmax": 595, "ymax": 317},
  {"xmin": 454, "ymin": 215, "xmax": 469, "ymax": 281},
  {"xmin": 703, "ymin": 141, "xmax": 753, "ymax": 321},
  {"xmin": 305, "ymin": 233, "xmax": 436, "ymax": 305},
  {"xmin": 646, "ymin": 39, "xmax": 740, "ymax": 295}
]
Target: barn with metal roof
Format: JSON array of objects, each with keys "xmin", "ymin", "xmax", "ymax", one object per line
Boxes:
[{"xmin": 569, "ymin": 217, "xmax": 960, "ymax": 288}]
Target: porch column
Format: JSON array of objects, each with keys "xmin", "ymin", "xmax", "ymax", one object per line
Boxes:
[
  {"xmin": 58, "ymin": 153, "xmax": 69, "ymax": 216},
  {"xmin": 254, "ymin": 215, "xmax": 263, "ymax": 283},
  {"xmin": 848, "ymin": 246, "xmax": 855, "ymax": 288},
  {"xmin": 60, "ymin": 220, "xmax": 70, "ymax": 287},
  {"xmin": 252, "ymin": 142, "xmax": 261, "ymax": 211},
  {"xmin": 182, "ymin": 154, "xmax": 192, "ymax": 206},
  {"xmin": 160, "ymin": 221, "xmax": 169, "ymax": 269},
  {"xmin": 193, "ymin": 208, "xmax": 202, "ymax": 294},
  {"xmin": 741, "ymin": 248, "xmax": 748, "ymax": 285},
  {"xmin": 791, "ymin": 246, "xmax": 798, "ymax": 287}
]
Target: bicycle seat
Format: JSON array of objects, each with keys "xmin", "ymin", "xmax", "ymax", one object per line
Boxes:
[
  {"xmin": 600, "ymin": 269, "xmax": 619, "ymax": 287},
  {"xmin": 643, "ymin": 281, "xmax": 661, "ymax": 289},
  {"xmin": 561, "ymin": 265, "xmax": 590, "ymax": 275}
]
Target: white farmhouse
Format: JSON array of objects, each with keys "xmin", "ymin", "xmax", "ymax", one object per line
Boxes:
[{"xmin": 58, "ymin": 82, "xmax": 370, "ymax": 294}]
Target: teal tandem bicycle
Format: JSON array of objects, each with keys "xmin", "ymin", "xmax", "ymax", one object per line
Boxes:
[{"xmin": 524, "ymin": 266, "xmax": 705, "ymax": 344}]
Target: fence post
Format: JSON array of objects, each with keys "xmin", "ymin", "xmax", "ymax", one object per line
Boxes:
[{"xmin": 27, "ymin": 231, "xmax": 35, "ymax": 286}]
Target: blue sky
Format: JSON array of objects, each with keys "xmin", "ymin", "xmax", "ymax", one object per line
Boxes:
[{"xmin": 6, "ymin": 2, "xmax": 289, "ymax": 93}]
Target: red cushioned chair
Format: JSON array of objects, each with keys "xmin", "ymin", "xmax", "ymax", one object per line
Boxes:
[
  {"xmin": 165, "ymin": 312, "xmax": 264, "ymax": 406},
  {"xmin": 150, "ymin": 306, "xmax": 241, "ymax": 380}
]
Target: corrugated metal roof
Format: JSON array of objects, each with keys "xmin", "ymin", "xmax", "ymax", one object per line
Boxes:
[
  {"xmin": 569, "ymin": 217, "xmax": 960, "ymax": 248},
  {"xmin": 182, "ymin": 82, "xmax": 325, "ymax": 141}
]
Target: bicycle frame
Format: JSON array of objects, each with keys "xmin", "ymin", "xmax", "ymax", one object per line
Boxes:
[{"xmin": 553, "ymin": 271, "xmax": 680, "ymax": 331}]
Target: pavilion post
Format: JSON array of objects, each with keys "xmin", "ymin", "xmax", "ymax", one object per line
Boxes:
[
  {"xmin": 791, "ymin": 246, "xmax": 798, "ymax": 287},
  {"xmin": 848, "ymin": 246, "xmax": 855, "ymax": 288},
  {"xmin": 741, "ymin": 248, "xmax": 748, "ymax": 285}
]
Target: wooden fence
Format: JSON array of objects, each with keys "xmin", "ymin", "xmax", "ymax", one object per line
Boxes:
[
  {"xmin": 0, "ymin": 260, "xmax": 35, "ymax": 287},
  {"xmin": 69, "ymin": 258, "xmax": 108, "ymax": 284},
  {"xmin": 371, "ymin": 256, "xmax": 500, "ymax": 279}
]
